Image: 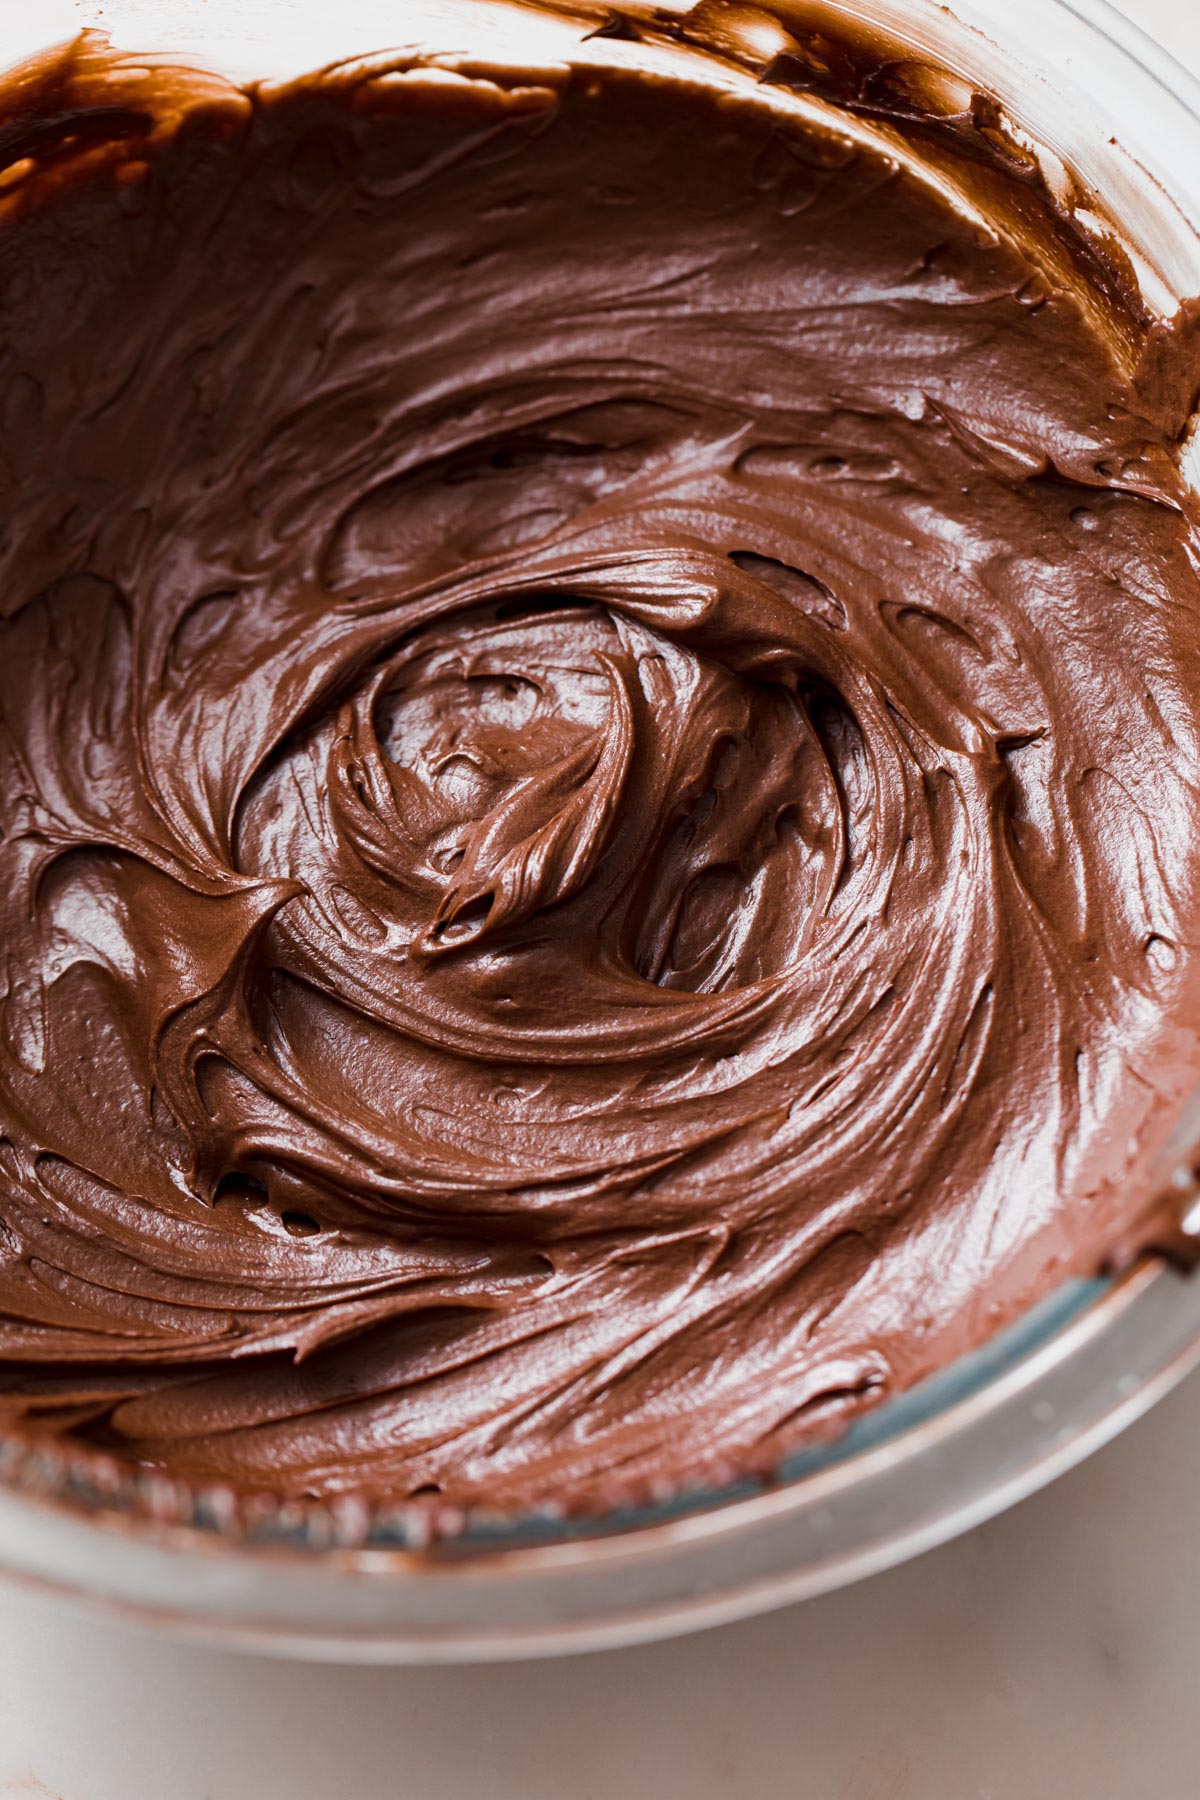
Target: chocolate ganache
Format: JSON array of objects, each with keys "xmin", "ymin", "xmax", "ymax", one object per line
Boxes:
[{"xmin": 1, "ymin": 19, "xmax": 1200, "ymax": 1517}]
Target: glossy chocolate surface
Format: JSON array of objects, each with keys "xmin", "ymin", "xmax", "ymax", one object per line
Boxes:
[{"xmin": 0, "ymin": 26, "xmax": 1198, "ymax": 1511}]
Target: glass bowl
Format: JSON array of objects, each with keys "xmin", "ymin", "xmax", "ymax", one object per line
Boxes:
[{"xmin": 2, "ymin": 0, "xmax": 1200, "ymax": 1660}]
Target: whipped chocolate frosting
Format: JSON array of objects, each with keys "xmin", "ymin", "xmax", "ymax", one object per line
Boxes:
[{"xmin": 1, "ymin": 19, "xmax": 1200, "ymax": 1517}]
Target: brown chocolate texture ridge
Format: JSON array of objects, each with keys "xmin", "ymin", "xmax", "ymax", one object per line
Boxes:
[{"xmin": 0, "ymin": 25, "xmax": 1199, "ymax": 1515}]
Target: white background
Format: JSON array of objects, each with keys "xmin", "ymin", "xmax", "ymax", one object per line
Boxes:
[{"xmin": 2, "ymin": 2, "xmax": 1200, "ymax": 1795}]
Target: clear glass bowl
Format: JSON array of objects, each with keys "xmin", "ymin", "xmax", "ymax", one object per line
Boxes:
[{"xmin": 3, "ymin": 0, "xmax": 1200, "ymax": 1660}]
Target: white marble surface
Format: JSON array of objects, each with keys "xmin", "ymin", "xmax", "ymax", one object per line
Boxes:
[{"xmin": 3, "ymin": 2, "xmax": 1200, "ymax": 1795}]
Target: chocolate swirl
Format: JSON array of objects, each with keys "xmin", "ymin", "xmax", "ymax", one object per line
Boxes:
[{"xmin": 0, "ymin": 36, "xmax": 1199, "ymax": 1512}]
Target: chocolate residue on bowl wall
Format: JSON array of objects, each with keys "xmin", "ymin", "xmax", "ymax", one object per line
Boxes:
[{"xmin": 1, "ymin": 8, "xmax": 1200, "ymax": 1522}]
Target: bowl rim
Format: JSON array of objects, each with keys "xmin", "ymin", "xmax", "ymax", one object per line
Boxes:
[{"xmin": 0, "ymin": 1256, "xmax": 1198, "ymax": 1659}]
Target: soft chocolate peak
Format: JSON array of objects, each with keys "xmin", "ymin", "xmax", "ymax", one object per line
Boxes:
[{"xmin": 0, "ymin": 28, "xmax": 1199, "ymax": 1515}]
